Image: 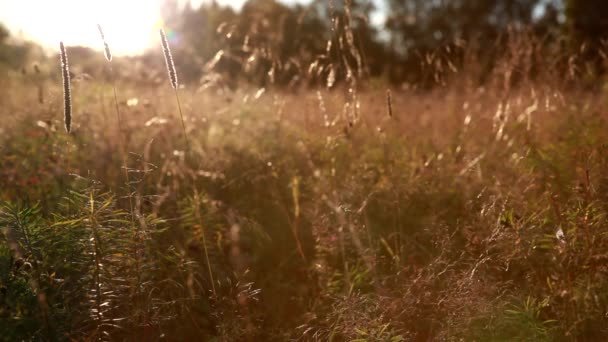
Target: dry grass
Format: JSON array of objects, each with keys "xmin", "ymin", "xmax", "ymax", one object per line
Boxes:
[{"xmin": 2, "ymin": 29, "xmax": 608, "ymax": 341}]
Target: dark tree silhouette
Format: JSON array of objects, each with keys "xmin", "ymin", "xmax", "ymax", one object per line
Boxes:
[{"xmin": 566, "ymin": 0, "xmax": 608, "ymax": 44}]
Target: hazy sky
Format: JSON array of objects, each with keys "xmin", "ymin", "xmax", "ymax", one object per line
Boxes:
[{"xmin": 0, "ymin": 0, "xmax": 315, "ymax": 55}]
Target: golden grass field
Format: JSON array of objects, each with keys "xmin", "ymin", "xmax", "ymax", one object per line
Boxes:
[{"xmin": 2, "ymin": 34, "xmax": 608, "ymax": 340}]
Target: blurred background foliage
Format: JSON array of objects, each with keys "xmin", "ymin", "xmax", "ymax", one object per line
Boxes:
[{"xmin": 1, "ymin": 0, "xmax": 608, "ymax": 87}]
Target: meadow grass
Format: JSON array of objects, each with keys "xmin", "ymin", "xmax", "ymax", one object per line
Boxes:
[{"xmin": 1, "ymin": 35, "xmax": 608, "ymax": 341}]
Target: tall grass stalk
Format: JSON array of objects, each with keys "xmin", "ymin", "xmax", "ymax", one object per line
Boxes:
[
  {"xmin": 160, "ymin": 29, "xmax": 189, "ymax": 151},
  {"xmin": 59, "ymin": 42, "xmax": 74, "ymax": 215},
  {"xmin": 97, "ymin": 24, "xmax": 136, "ymax": 231},
  {"xmin": 161, "ymin": 28, "xmax": 215, "ymax": 295},
  {"xmin": 96, "ymin": 27, "xmax": 144, "ymax": 331}
]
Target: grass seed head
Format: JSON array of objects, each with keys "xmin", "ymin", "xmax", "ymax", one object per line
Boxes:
[
  {"xmin": 386, "ymin": 89, "xmax": 393, "ymax": 118},
  {"xmin": 97, "ymin": 24, "xmax": 112, "ymax": 62},
  {"xmin": 59, "ymin": 41, "xmax": 72, "ymax": 133},
  {"xmin": 160, "ymin": 29, "xmax": 178, "ymax": 89}
]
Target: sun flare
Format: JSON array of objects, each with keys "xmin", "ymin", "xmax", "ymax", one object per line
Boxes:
[
  {"xmin": 0, "ymin": 0, "xmax": 169, "ymax": 56},
  {"xmin": 0, "ymin": 0, "xmax": 304, "ymax": 55}
]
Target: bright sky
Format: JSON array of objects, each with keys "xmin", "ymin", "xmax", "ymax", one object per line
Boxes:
[
  {"xmin": 0, "ymin": 0, "xmax": 550, "ymax": 56},
  {"xmin": 0, "ymin": 0, "xmax": 314, "ymax": 56}
]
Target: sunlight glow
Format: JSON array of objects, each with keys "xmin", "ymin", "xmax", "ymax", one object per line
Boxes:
[
  {"xmin": 0, "ymin": 0, "xmax": 313, "ymax": 56},
  {"xmin": 0, "ymin": 0, "xmax": 165, "ymax": 56}
]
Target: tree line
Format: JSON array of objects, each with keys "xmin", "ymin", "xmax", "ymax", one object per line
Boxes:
[
  {"xmin": 161, "ymin": 0, "xmax": 608, "ymax": 87},
  {"xmin": 2, "ymin": 0, "xmax": 608, "ymax": 87}
]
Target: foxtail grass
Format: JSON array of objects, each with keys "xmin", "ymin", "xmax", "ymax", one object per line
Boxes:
[
  {"xmin": 59, "ymin": 41, "xmax": 74, "ymax": 215},
  {"xmin": 160, "ymin": 29, "xmax": 178, "ymax": 89},
  {"xmin": 160, "ymin": 29, "xmax": 189, "ymax": 151},
  {"xmin": 59, "ymin": 42, "xmax": 71, "ymax": 133},
  {"xmin": 97, "ymin": 24, "xmax": 112, "ymax": 62}
]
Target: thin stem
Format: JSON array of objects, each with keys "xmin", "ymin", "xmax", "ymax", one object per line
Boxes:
[
  {"xmin": 65, "ymin": 139, "xmax": 72, "ymax": 216},
  {"xmin": 88, "ymin": 194, "xmax": 104, "ymax": 328},
  {"xmin": 194, "ymin": 189, "xmax": 216, "ymax": 297},
  {"xmin": 108, "ymin": 66, "xmax": 142, "ymax": 332},
  {"xmin": 109, "ymin": 66, "xmax": 136, "ymax": 231},
  {"xmin": 200, "ymin": 227, "xmax": 216, "ymax": 296},
  {"xmin": 174, "ymin": 88, "xmax": 190, "ymax": 152}
]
